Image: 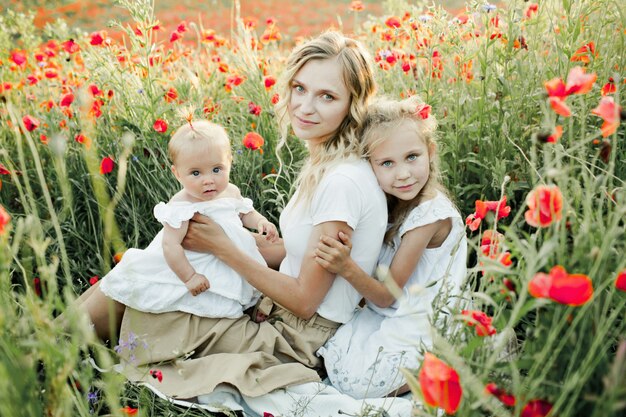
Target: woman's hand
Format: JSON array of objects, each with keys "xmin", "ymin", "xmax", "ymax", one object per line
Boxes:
[
  {"xmin": 182, "ymin": 213, "xmax": 232, "ymax": 253},
  {"xmin": 314, "ymin": 231, "xmax": 354, "ymax": 275}
]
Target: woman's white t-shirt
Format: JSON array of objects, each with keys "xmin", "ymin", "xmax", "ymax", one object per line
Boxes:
[{"xmin": 279, "ymin": 159, "xmax": 387, "ymax": 324}]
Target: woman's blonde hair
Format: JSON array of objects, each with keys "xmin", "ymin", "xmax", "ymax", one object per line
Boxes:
[
  {"xmin": 168, "ymin": 120, "xmax": 231, "ymax": 165},
  {"xmin": 274, "ymin": 31, "xmax": 377, "ymax": 205},
  {"xmin": 361, "ymin": 95, "xmax": 449, "ymax": 244}
]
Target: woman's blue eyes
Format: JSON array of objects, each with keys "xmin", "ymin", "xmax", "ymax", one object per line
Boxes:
[
  {"xmin": 292, "ymin": 85, "xmax": 334, "ymax": 101},
  {"xmin": 407, "ymin": 154, "xmax": 418, "ymax": 161}
]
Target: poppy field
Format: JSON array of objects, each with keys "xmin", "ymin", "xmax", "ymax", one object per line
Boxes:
[{"xmin": 0, "ymin": 0, "xmax": 625, "ymax": 416}]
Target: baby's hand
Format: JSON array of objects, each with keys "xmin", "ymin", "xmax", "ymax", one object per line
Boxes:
[
  {"xmin": 315, "ymin": 231, "xmax": 353, "ymax": 275},
  {"xmin": 185, "ymin": 273, "xmax": 210, "ymax": 296},
  {"xmin": 257, "ymin": 219, "xmax": 279, "ymax": 242}
]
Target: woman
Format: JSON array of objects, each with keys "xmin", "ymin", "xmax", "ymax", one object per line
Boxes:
[{"xmin": 81, "ymin": 31, "xmax": 388, "ymax": 400}]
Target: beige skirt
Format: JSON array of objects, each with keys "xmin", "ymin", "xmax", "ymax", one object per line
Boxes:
[{"xmin": 116, "ymin": 299, "xmax": 340, "ymax": 398}]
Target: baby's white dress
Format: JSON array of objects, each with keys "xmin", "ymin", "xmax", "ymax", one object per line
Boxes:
[
  {"xmin": 318, "ymin": 192, "xmax": 467, "ymax": 398},
  {"xmin": 100, "ymin": 197, "xmax": 264, "ymax": 318}
]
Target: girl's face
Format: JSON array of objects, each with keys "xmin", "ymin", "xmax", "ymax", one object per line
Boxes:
[
  {"xmin": 288, "ymin": 57, "xmax": 351, "ymax": 148},
  {"xmin": 369, "ymin": 120, "xmax": 433, "ymax": 201},
  {"xmin": 172, "ymin": 141, "xmax": 231, "ymax": 202}
]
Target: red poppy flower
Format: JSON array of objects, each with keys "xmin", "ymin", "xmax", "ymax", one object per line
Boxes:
[
  {"xmin": 264, "ymin": 76, "xmax": 276, "ymax": 90},
  {"xmin": 601, "ymin": 79, "xmax": 616, "ymax": 96},
  {"xmin": 548, "ymin": 97, "xmax": 571, "ymax": 117},
  {"xmin": 22, "ymin": 115, "xmax": 40, "ymax": 132},
  {"xmin": 529, "ymin": 265, "xmax": 593, "ymax": 306},
  {"xmin": 465, "ymin": 214, "xmax": 481, "ymax": 231},
  {"xmin": 248, "ymin": 102, "xmax": 262, "ymax": 116},
  {"xmin": 419, "ymin": 353, "xmax": 462, "ymax": 414},
  {"xmin": 113, "ymin": 252, "xmax": 124, "ymax": 264},
  {"xmin": 176, "ymin": 22, "xmax": 188, "ymax": 33},
  {"xmin": 416, "ymin": 104, "xmax": 431, "ymax": 120},
  {"xmin": 615, "ymin": 270, "xmax": 626, "ymax": 292},
  {"xmin": 149, "ymin": 369, "xmax": 163, "ymax": 382},
  {"xmin": 89, "ymin": 276, "xmax": 99, "ymax": 286},
  {"xmin": 90, "ymin": 99, "xmax": 104, "ymax": 118},
  {"xmin": 521, "ymin": 399, "xmax": 553, "ymax": 417},
  {"xmin": 169, "ymin": 31, "xmax": 182, "ymax": 42},
  {"xmin": 0, "ymin": 204, "xmax": 10, "ymax": 235},
  {"xmin": 10, "ymin": 50, "xmax": 27, "ymax": 67},
  {"xmin": 349, "ymin": 1, "xmax": 364, "ymax": 12},
  {"xmin": 485, "ymin": 382, "xmax": 516, "ymax": 407},
  {"xmin": 120, "ymin": 406, "xmax": 138, "ymax": 415},
  {"xmin": 461, "ymin": 310, "xmax": 497, "ymax": 336},
  {"xmin": 75, "ymin": 134, "xmax": 92, "ymax": 149},
  {"xmin": 90, "ymin": 31, "xmax": 105, "ymax": 46},
  {"xmin": 591, "ymin": 96, "xmax": 621, "ymax": 137},
  {"xmin": 88, "ymin": 84, "xmax": 103, "ymax": 96},
  {"xmin": 271, "ymin": 93, "xmax": 280, "ymax": 105},
  {"xmin": 261, "ymin": 26, "xmax": 281, "ymax": 43},
  {"xmin": 546, "ymin": 125, "xmax": 563, "ymax": 143},
  {"xmin": 525, "ymin": 3, "xmax": 539, "ymax": 19},
  {"xmin": 524, "ymin": 185, "xmax": 563, "ymax": 227},
  {"xmin": 100, "ymin": 156, "xmax": 115, "ymax": 175},
  {"xmin": 263, "ymin": 413, "xmax": 275, "ymax": 417},
  {"xmin": 60, "ymin": 92, "xmax": 74, "ymax": 107},
  {"xmin": 153, "ymin": 119, "xmax": 168, "ymax": 133},
  {"xmin": 243, "ymin": 132, "xmax": 264, "ymax": 151},
  {"xmin": 164, "ymin": 87, "xmax": 178, "ymax": 103},
  {"xmin": 385, "ymin": 16, "xmax": 402, "ymax": 28},
  {"xmin": 61, "ymin": 39, "xmax": 80, "ymax": 54},
  {"xmin": 475, "ymin": 196, "xmax": 511, "ymax": 220},
  {"xmin": 0, "ymin": 163, "xmax": 9, "ymax": 175},
  {"xmin": 565, "ymin": 66, "xmax": 596, "ymax": 95},
  {"xmin": 570, "ymin": 42, "xmax": 596, "ymax": 63}
]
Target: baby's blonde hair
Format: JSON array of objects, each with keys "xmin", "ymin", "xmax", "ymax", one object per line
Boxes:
[
  {"xmin": 362, "ymin": 95, "xmax": 450, "ymax": 244},
  {"xmin": 274, "ymin": 31, "xmax": 377, "ymax": 205},
  {"xmin": 168, "ymin": 120, "xmax": 231, "ymax": 165}
]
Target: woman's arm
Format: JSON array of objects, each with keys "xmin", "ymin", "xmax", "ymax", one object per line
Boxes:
[
  {"xmin": 184, "ymin": 214, "xmax": 352, "ymax": 319},
  {"xmin": 315, "ymin": 221, "xmax": 444, "ymax": 308},
  {"xmin": 251, "ymin": 232, "xmax": 286, "ymax": 269}
]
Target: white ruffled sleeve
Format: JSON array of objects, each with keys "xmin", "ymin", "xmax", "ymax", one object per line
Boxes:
[
  {"xmin": 399, "ymin": 194, "xmax": 461, "ymax": 237},
  {"xmin": 236, "ymin": 197, "xmax": 255, "ymax": 215},
  {"xmin": 153, "ymin": 201, "xmax": 198, "ymax": 229}
]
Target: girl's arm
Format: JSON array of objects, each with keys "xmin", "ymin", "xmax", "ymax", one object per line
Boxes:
[
  {"xmin": 183, "ymin": 214, "xmax": 352, "ymax": 319},
  {"xmin": 316, "ymin": 221, "xmax": 445, "ymax": 308},
  {"xmin": 251, "ymin": 232, "xmax": 286, "ymax": 269},
  {"xmin": 162, "ymin": 221, "xmax": 209, "ymax": 295}
]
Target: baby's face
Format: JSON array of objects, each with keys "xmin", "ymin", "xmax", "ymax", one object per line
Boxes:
[{"xmin": 172, "ymin": 141, "xmax": 231, "ymax": 202}]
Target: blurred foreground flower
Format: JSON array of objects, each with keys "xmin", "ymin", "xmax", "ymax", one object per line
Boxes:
[
  {"xmin": 0, "ymin": 204, "xmax": 10, "ymax": 235},
  {"xmin": 419, "ymin": 353, "xmax": 462, "ymax": 414},
  {"xmin": 529, "ymin": 265, "xmax": 593, "ymax": 306},
  {"xmin": 153, "ymin": 118, "xmax": 168, "ymax": 133},
  {"xmin": 100, "ymin": 156, "xmax": 115, "ymax": 175},
  {"xmin": 615, "ymin": 270, "xmax": 626, "ymax": 292},
  {"xmin": 465, "ymin": 196, "xmax": 511, "ymax": 231},
  {"xmin": 22, "ymin": 115, "xmax": 40, "ymax": 132},
  {"xmin": 591, "ymin": 96, "xmax": 622, "ymax": 137},
  {"xmin": 461, "ymin": 310, "xmax": 497, "ymax": 336},
  {"xmin": 524, "ymin": 185, "xmax": 563, "ymax": 227},
  {"xmin": 485, "ymin": 382, "xmax": 516, "ymax": 406},
  {"xmin": 521, "ymin": 399, "xmax": 553, "ymax": 417}
]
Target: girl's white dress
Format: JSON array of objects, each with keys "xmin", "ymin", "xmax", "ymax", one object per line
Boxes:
[
  {"xmin": 100, "ymin": 197, "xmax": 264, "ymax": 319},
  {"xmin": 318, "ymin": 192, "xmax": 467, "ymax": 398}
]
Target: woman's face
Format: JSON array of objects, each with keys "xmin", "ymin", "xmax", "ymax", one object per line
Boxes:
[{"xmin": 288, "ymin": 57, "xmax": 351, "ymax": 148}]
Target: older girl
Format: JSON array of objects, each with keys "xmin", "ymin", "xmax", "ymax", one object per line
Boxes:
[{"xmin": 316, "ymin": 96, "xmax": 468, "ymax": 399}]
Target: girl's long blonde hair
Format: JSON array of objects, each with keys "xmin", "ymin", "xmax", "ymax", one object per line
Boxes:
[
  {"xmin": 274, "ymin": 31, "xmax": 377, "ymax": 205},
  {"xmin": 361, "ymin": 95, "xmax": 450, "ymax": 244}
]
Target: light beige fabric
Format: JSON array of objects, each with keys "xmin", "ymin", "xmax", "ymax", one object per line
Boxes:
[{"xmin": 116, "ymin": 300, "xmax": 340, "ymax": 399}]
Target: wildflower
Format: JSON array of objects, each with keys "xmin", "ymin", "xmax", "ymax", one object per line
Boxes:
[
  {"xmin": 87, "ymin": 391, "xmax": 98, "ymax": 403},
  {"xmin": 248, "ymin": 102, "xmax": 262, "ymax": 116},
  {"xmin": 271, "ymin": 93, "xmax": 280, "ymax": 105},
  {"xmin": 461, "ymin": 310, "xmax": 497, "ymax": 336},
  {"xmin": 88, "ymin": 83, "xmax": 103, "ymax": 96},
  {"xmin": 601, "ymin": 79, "xmax": 616, "ymax": 96},
  {"xmin": 529, "ymin": 265, "xmax": 593, "ymax": 306},
  {"xmin": 149, "ymin": 369, "xmax": 163, "ymax": 382},
  {"xmin": 153, "ymin": 119, "xmax": 168, "ymax": 133},
  {"xmin": 61, "ymin": 39, "xmax": 80, "ymax": 54},
  {"xmin": 89, "ymin": 31, "xmax": 106, "ymax": 46},
  {"xmin": 524, "ymin": 185, "xmax": 563, "ymax": 227},
  {"xmin": 525, "ymin": 3, "xmax": 539, "ymax": 19},
  {"xmin": 170, "ymin": 31, "xmax": 182, "ymax": 42},
  {"xmin": 485, "ymin": 382, "xmax": 516, "ymax": 406},
  {"xmin": 264, "ymin": 76, "xmax": 276, "ymax": 90},
  {"xmin": 33, "ymin": 277, "xmax": 43, "ymax": 297},
  {"xmin": 545, "ymin": 125, "xmax": 563, "ymax": 143},
  {"xmin": 482, "ymin": 4, "xmax": 497, "ymax": 13},
  {"xmin": 385, "ymin": 16, "xmax": 402, "ymax": 28},
  {"xmin": 60, "ymin": 92, "xmax": 74, "ymax": 107},
  {"xmin": 243, "ymin": 132, "xmax": 264, "ymax": 152},
  {"xmin": 349, "ymin": 1, "xmax": 364, "ymax": 12},
  {"xmin": 591, "ymin": 96, "xmax": 621, "ymax": 137},
  {"xmin": 164, "ymin": 87, "xmax": 178, "ymax": 103},
  {"xmin": 89, "ymin": 276, "xmax": 99, "ymax": 285},
  {"xmin": 0, "ymin": 204, "xmax": 10, "ymax": 235},
  {"xmin": 176, "ymin": 22, "xmax": 188, "ymax": 33},
  {"xmin": 261, "ymin": 25, "xmax": 282, "ymax": 43},
  {"xmin": 44, "ymin": 69, "xmax": 58, "ymax": 79},
  {"xmin": 418, "ymin": 353, "xmax": 462, "ymax": 414},
  {"xmin": 90, "ymin": 99, "xmax": 104, "ymax": 118},
  {"xmin": 100, "ymin": 157, "xmax": 115, "ymax": 175},
  {"xmin": 571, "ymin": 42, "xmax": 596, "ymax": 63},
  {"xmin": 10, "ymin": 50, "xmax": 27, "ymax": 67},
  {"xmin": 22, "ymin": 115, "xmax": 40, "ymax": 132},
  {"xmin": 120, "ymin": 406, "xmax": 138, "ymax": 415},
  {"xmin": 0, "ymin": 163, "xmax": 9, "ymax": 175},
  {"xmin": 416, "ymin": 104, "xmax": 431, "ymax": 119},
  {"xmin": 565, "ymin": 66, "xmax": 596, "ymax": 95},
  {"xmin": 521, "ymin": 399, "xmax": 553, "ymax": 417},
  {"xmin": 113, "ymin": 252, "xmax": 125, "ymax": 264},
  {"xmin": 615, "ymin": 270, "xmax": 626, "ymax": 292},
  {"xmin": 548, "ymin": 97, "xmax": 571, "ymax": 117},
  {"xmin": 75, "ymin": 134, "xmax": 92, "ymax": 149},
  {"xmin": 475, "ymin": 197, "xmax": 511, "ymax": 221}
]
